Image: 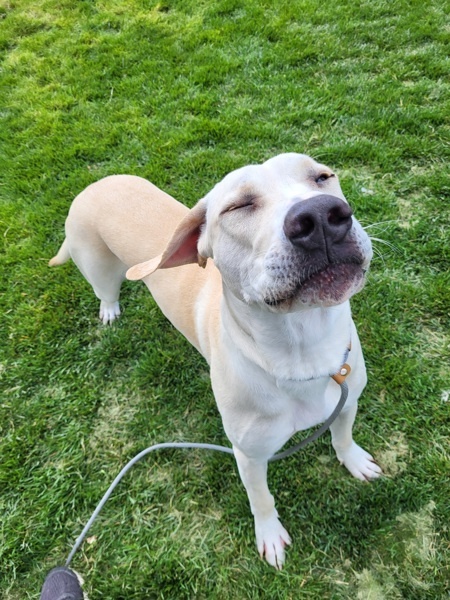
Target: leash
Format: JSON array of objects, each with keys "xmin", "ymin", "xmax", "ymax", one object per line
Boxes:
[{"xmin": 64, "ymin": 359, "xmax": 351, "ymax": 567}]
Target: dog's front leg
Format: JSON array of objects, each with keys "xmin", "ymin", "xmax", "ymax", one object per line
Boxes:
[
  {"xmin": 233, "ymin": 446, "xmax": 291, "ymax": 569},
  {"xmin": 330, "ymin": 402, "xmax": 382, "ymax": 482}
]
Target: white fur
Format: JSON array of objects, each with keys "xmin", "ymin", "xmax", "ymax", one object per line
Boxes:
[{"xmin": 50, "ymin": 153, "xmax": 382, "ymax": 569}]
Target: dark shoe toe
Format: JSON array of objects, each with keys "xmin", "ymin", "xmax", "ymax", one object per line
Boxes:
[{"xmin": 40, "ymin": 567, "xmax": 84, "ymax": 600}]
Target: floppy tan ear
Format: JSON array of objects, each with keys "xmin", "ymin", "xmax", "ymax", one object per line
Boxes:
[{"xmin": 126, "ymin": 200, "xmax": 207, "ymax": 281}]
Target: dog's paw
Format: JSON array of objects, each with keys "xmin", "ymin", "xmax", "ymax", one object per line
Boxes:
[
  {"xmin": 336, "ymin": 441, "xmax": 382, "ymax": 482},
  {"xmin": 255, "ymin": 514, "xmax": 292, "ymax": 570},
  {"xmin": 99, "ymin": 300, "xmax": 121, "ymax": 325}
]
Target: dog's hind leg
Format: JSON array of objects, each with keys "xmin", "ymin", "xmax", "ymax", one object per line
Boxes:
[{"xmin": 69, "ymin": 242, "xmax": 127, "ymax": 325}]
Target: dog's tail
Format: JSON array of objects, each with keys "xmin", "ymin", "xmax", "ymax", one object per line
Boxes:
[{"xmin": 49, "ymin": 239, "xmax": 71, "ymax": 267}]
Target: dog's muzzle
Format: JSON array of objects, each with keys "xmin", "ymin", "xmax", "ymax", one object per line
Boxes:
[{"xmin": 263, "ymin": 195, "xmax": 367, "ymax": 309}]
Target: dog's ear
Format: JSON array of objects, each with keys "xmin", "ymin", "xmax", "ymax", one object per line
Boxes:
[{"xmin": 126, "ymin": 200, "xmax": 207, "ymax": 281}]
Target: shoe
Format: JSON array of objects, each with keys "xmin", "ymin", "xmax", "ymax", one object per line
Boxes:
[{"xmin": 40, "ymin": 566, "xmax": 84, "ymax": 600}]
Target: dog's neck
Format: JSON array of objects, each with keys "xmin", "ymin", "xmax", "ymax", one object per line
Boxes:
[{"xmin": 221, "ymin": 287, "xmax": 353, "ymax": 382}]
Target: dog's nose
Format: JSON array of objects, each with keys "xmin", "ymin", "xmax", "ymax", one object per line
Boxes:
[{"xmin": 283, "ymin": 195, "xmax": 353, "ymax": 250}]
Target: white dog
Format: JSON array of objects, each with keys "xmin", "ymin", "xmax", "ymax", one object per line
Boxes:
[{"xmin": 50, "ymin": 153, "xmax": 381, "ymax": 568}]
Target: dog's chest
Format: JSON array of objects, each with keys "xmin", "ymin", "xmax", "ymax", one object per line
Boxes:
[{"xmin": 274, "ymin": 376, "xmax": 339, "ymax": 432}]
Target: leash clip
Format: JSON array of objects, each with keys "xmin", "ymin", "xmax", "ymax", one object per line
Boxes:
[
  {"xmin": 331, "ymin": 340, "xmax": 352, "ymax": 385},
  {"xmin": 331, "ymin": 363, "xmax": 351, "ymax": 385}
]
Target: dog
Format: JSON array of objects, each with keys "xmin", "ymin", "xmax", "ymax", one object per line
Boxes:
[{"xmin": 50, "ymin": 153, "xmax": 382, "ymax": 568}]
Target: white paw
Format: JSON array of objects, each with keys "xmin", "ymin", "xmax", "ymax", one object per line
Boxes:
[
  {"xmin": 255, "ymin": 514, "xmax": 292, "ymax": 569},
  {"xmin": 336, "ymin": 441, "xmax": 382, "ymax": 482},
  {"xmin": 99, "ymin": 300, "xmax": 121, "ymax": 325}
]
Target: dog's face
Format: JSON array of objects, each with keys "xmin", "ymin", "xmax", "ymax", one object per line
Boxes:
[
  {"xmin": 127, "ymin": 153, "xmax": 372, "ymax": 312},
  {"xmin": 197, "ymin": 153, "xmax": 372, "ymax": 312}
]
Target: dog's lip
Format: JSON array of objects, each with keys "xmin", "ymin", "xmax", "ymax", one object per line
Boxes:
[{"xmin": 264, "ymin": 262, "xmax": 366, "ymax": 307}]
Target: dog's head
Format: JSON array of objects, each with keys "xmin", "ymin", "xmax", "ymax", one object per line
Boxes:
[{"xmin": 127, "ymin": 153, "xmax": 372, "ymax": 312}]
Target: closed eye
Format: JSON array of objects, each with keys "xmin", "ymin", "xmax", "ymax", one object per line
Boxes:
[
  {"xmin": 315, "ymin": 173, "xmax": 336, "ymax": 184},
  {"xmin": 221, "ymin": 193, "xmax": 258, "ymax": 214}
]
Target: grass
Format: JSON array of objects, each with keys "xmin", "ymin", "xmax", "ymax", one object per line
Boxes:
[{"xmin": 1, "ymin": 0, "xmax": 449, "ymax": 597}]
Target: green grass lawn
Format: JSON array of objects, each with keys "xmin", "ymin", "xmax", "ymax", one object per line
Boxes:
[{"xmin": 1, "ymin": 0, "xmax": 449, "ymax": 597}]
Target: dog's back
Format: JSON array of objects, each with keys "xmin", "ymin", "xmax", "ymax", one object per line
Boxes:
[{"xmin": 50, "ymin": 175, "xmax": 221, "ymax": 355}]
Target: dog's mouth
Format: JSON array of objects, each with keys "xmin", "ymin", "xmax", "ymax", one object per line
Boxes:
[{"xmin": 264, "ymin": 263, "xmax": 367, "ymax": 308}]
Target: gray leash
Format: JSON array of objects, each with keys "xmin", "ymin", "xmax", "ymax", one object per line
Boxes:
[{"xmin": 65, "ymin": 380, "xmax": 348, "ymax": 567}]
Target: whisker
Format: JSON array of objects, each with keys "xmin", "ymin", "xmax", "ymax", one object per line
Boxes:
[
  {"xmin": 362, "ymin": 219, "xmax": 399, "ymax": 231},
  {"xmin": 370, "ymin": 236, "xmax": 401, "ymax": 254},
  {"xmin": 371, "ymin": 245, "xmax": 387, "ymax": 266}
]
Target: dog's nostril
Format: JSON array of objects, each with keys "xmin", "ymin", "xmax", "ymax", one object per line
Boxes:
[
  {"xmin": 283, "ymin": 212, "xmax": 316, "ymax": 243},
  {"xmin": 296, "ymin": 216, "xmax": 315, "ymax": 238},
  {"xmin": 328, "ymin": 204, "xmax": 352, "ymax": 226}
]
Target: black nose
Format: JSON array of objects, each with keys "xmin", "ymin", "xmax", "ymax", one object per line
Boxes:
[{"xmin": 283, "ymin": 195, "xmax": 353, "ymax": 251}]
